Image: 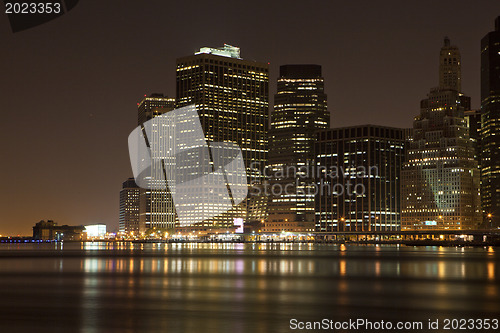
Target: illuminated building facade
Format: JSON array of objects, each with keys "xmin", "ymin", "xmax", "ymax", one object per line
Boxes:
[
  {"xmin": 119, "ymin": 178, "xmax": 140, "ymax": 233},
  {"xmin": 138, "ymin": 93, "xmax": 176, "ymax": 126},
  {"xmin": 137, "ymin": 94, "xmax": 176, "ymax": 231},
  {"xmin": 480, "ymin": 17, "xmax": 500, "ymax": 227},
  {"xmin": 176, "ymin": 44, "xmax": 269, "ymax": 227},
  {"xmin": 401, "ymin": 38, "xmax": 481, "ymax": 230},
  {"xmin": 84, "ymin": 224, "xmax": 107, "ymax": 238},
  {"xmin": 315, "ymin": 125, "xmax": 405, "ymax": 232},
  {"xmin": 266, "ymin": 65, "xmax": 328, "ymax": 230}
]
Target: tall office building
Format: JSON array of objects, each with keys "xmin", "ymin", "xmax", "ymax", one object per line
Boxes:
[
  {"xmin": 480, "ymin": 17, "xmax": 500, "ymax": 228},
  {"xmin": 266, "ymin": 65, "xmax": 328, "ymax": 231},
  {"xmin": 315, "ymin": 125, "xmax": 405, "ymax": 232},
  {"xmin": 176, "ymin": 44, "xmax": 269, "ymax": 227},
  {"xmin": 137, "ymin": 93, "xmax": 176, "ymax": 231},
  {"xmin": 119, "ymin": 178, "xmax": 140, "ymax": 233},
  {"xmin": 401, "ymin": 38, "xmax": 481, "ymax": 230}
]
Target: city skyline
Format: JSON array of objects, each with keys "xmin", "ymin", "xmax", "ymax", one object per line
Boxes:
[
  {"xmin": 2, "ymin": 5, "xmax": 500, "ymax": 333},
  {"xmin": 2, "ymin": 1, "xmax": 500, "ymax": 235}
]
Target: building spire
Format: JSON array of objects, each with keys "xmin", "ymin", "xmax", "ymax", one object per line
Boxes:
[{"xmin": 439, "ymin": 37, "xmax": 461, "ymax": 91}]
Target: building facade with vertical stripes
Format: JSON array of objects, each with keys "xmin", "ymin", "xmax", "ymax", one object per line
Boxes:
[
  {"xmin": 266, "ymin": 65, "xmax": 329, "ymax": 231},
  {"xmin": 136, "ymin": 93, "xmax": 176, "ymax": 232},
  {"xmin": 315, "ymin": 125, "xmax": 405, "ymax": 232}
]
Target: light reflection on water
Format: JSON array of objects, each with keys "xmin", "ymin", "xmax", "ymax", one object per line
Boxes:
[
  {"xmin": 0, "ymin": 243, "xmax": 498, "ymax": 333},
  {"xmin": 73, "ymin": 243, "xmax": 498, "ymax": 281}
]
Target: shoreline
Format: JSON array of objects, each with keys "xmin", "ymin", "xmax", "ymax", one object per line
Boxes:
[{"xmin": 1, "ymin": 238, "xmax": 500, "ymax": 247}]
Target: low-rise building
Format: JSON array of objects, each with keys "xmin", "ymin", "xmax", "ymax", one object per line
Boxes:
[{"xmin": 32, "ymin": 220, "xmax": 85, "ymax": 241}]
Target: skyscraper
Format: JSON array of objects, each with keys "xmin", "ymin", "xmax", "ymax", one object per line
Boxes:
[
  {"xmin": 119, "ymin": 178, "xmax": 140, "ymax": 234},
  {"xmin": 266, "ymin": 65, "xmax": 328, "ymax": 231},
  {"xmin": 176, "ymin": 44, "xmax": 269, "ymax": 227},
  {"xmin": 480, "ymin": 17, "xmax": 500, "ymax": 228},
  {"xmin": 137, "ymin": 93, "xmax": 176, "ymax": 231},
  {"xmin": 315, "ymin": 125, "xmax": 405, "ymax": 232},
  {"xmin": 401, "ymin": 38, "xmax": 481, "ymax": 230}
]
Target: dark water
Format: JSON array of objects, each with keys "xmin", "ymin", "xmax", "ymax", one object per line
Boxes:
[{"xmin": 0, "ymin": 243, "xmax": 498, "ymax": 333}]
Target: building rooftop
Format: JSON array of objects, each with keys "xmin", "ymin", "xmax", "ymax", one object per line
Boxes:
[{"xmin": 195, "ymin": 44, "xmax": 241, "ymax": 59}]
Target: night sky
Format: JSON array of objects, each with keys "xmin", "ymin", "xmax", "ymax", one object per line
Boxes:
[{"xmin": 1, "ymin": 0, "xmax": 499, "ymax": 235}]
